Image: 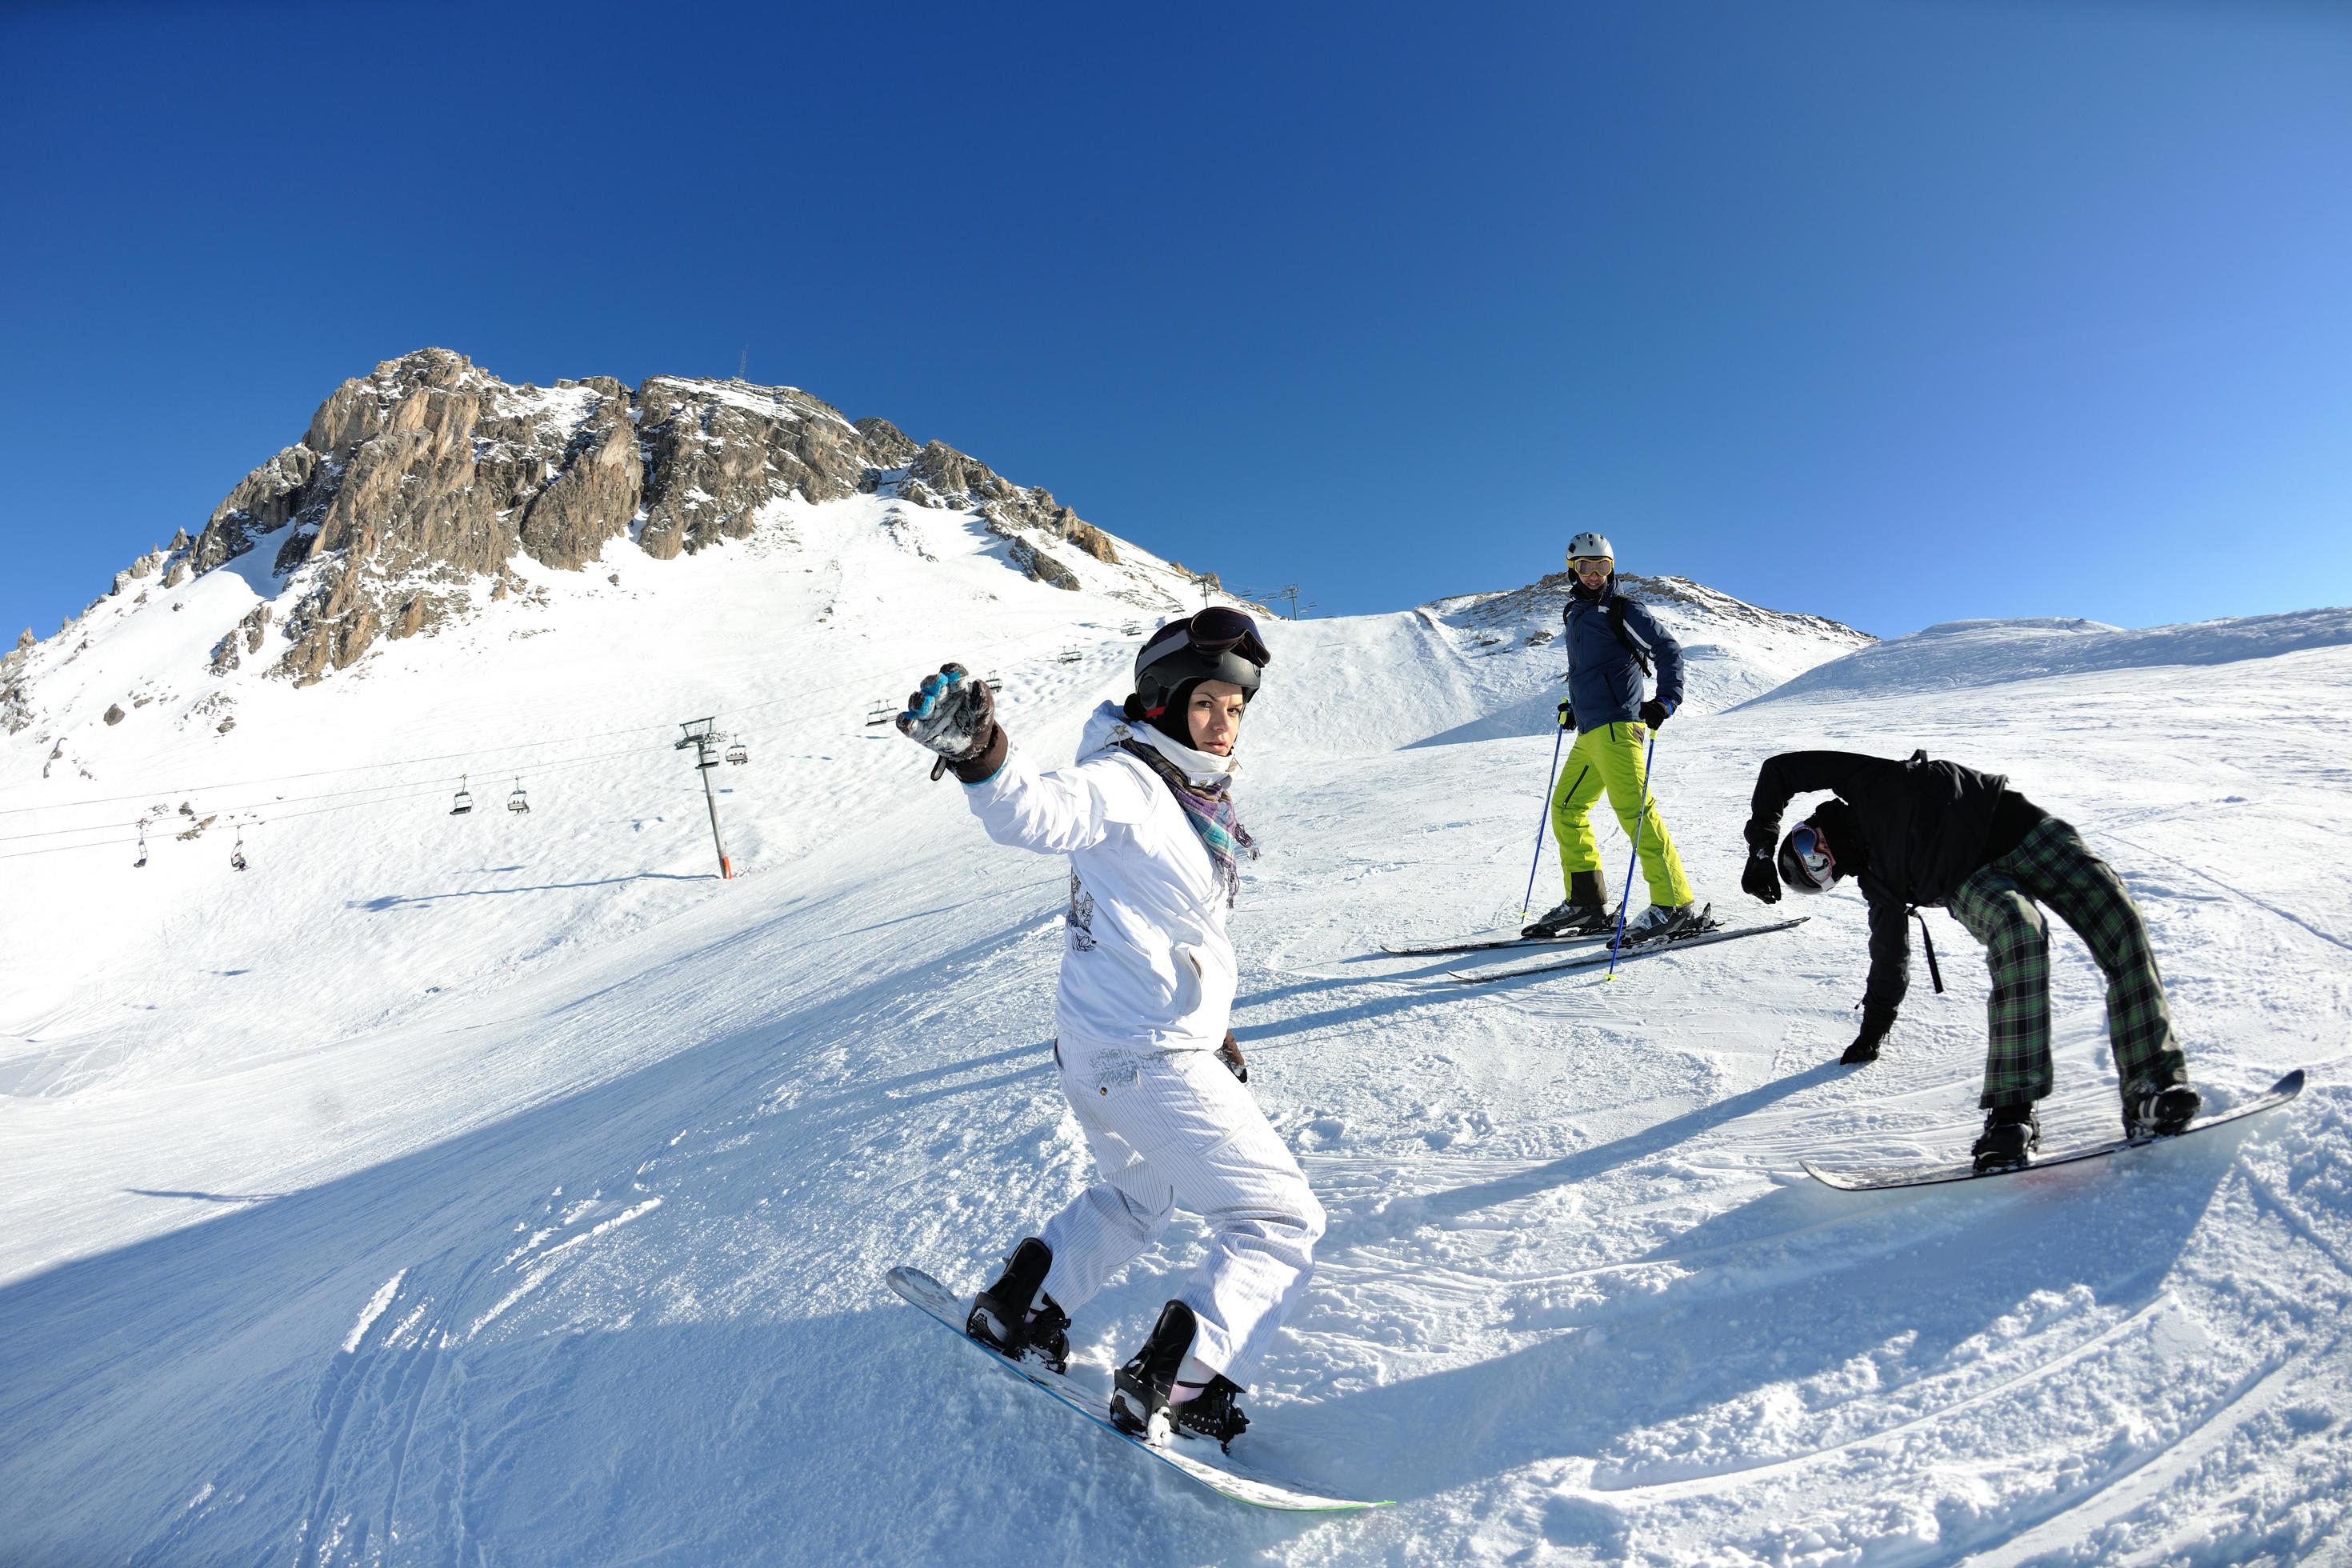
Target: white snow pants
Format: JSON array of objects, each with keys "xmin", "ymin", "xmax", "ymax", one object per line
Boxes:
[{"xmin": 1038, "ymin": 1046, "xmax": 1325, "ymax": 1388}]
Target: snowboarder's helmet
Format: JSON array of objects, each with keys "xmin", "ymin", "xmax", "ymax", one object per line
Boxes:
[
  {"xmin": 1130, "ymin": 607, "xmax": 1270, "ymax": 714},
  {"xmin": 1777, "ymin": 819, "xmax": 1838, "ymax": 893},
  {"xmin": 1566, "ymin": 533, "xmax": 1615, "ymax": 570}
]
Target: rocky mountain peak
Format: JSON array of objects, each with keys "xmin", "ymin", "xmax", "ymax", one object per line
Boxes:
[{"xmin": 150, "ymin": 350, "xmax": 1134, "ymax": 686}]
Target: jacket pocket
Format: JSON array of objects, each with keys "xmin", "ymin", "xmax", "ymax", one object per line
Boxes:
[{"xmin": 1172, "ymin": 944, "xmax": 1206, "ymax": 1017}]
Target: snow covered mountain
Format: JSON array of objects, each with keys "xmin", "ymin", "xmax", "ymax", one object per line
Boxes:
[{"xmin": 2, "ymin": 368, "xmax": 2347, "ymax": 1563}]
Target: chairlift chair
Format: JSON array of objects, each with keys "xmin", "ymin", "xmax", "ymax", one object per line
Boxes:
[
  {"xmin": 134, "ymin": 818, "xmax": 149, "ymax": 870},
  {"xmin": 450, "ymin": 774, "xmax": 474, "ymax": 816},
  {"xmin": 230, "ymin": 829, "xmax": 248, "ymax": 872},
  {"xmin": 507, "ymin": 778, "xmax": 530, "ymax": 814},
  {"xmin": 726, "ymin": 742, "xmax": 748, "ymax": 766}
]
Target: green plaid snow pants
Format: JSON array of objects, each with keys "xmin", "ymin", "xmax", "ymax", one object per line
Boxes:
[{"xmin": 1945, "ymin": 815, "xmax": 2189, "ymax": 1110}]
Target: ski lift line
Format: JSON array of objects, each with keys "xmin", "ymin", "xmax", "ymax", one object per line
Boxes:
[
  {"xmin": 0, "ymin": 738, "xmax": 682, "ymax": 848},
  {"xmin": 1, "ymin": 617, "xmax": 1111, "ymax": 824},
  {"xmin": 0, "ymin": 739, "xmax": 683, "ymax": 841}
]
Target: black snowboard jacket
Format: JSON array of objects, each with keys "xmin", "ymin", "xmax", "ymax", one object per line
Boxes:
[{"xmin": 1743, "ymin": 750, "xmax": 2012, "ymax": 1028}]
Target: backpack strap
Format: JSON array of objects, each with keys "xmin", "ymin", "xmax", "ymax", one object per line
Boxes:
[{"xmin": 1606, "ymin": 596, "xmax": 1654, "ymax": 677}]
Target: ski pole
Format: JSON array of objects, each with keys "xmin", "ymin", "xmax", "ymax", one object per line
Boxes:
[
  {"xmin": 1520, "ymin": 716, "xmax": 1568, "ymax": 920},
  {"xmin": 1606, "ymin": 725, "xmax": 1659, "ymax": 980}
]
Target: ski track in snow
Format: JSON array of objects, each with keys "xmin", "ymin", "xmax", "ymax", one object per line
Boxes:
[{"xmin": 1, "ymin": 506, "xmax": 2346, "ymax": 1565}]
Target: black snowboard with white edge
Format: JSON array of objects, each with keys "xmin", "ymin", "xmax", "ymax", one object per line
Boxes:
[{"xmin": 1802, "ymin": 1070, "xmax": 2306, "ymax": 1191}]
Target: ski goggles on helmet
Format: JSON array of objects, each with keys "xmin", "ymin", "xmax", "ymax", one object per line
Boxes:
[
  {"xmin": 1569, "ymin": 556, "xmax": 1614, "ymax": 574},
  {"xmin": 1132, "ymin": 607, "xmax": 1271, "ymax": 710},
  {"xmin": 1777, "ymin": 821, "xmax": 1837, "ymax": 893},
  {"xmin": 1182, "ymin": 606, "xmax": 1273, "ymax": 667}
]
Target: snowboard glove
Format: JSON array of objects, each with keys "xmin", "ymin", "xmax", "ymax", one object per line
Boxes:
[
  {"xmin": 1218, "ymin": 1030, "xmax": 1248, "ymax": 1084},
  {"xmin": 896, "ymin": 663, "xmax": 1006, "ymax": 783},
  {"xmin": 1842, "ymin": 1007, "xmax": 1894, "ymax": 1065},
  {"xmin": 1638, "ymin": 698, "xmax": 1671, "ymax": 730},
  {"xmin": 1556, "ymin": 699, "xmax": 1574, "ymax": 731},
  {"xmin": 1740, "ymin": 847, "xmax": 1782, "ymax": 905}
]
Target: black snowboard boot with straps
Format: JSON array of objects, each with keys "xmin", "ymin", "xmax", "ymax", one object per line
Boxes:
[
  {"xmin": 966, "ymin": 1237, "xmax": 1070, "ymax": 1374},
  {"xmin": 2123, "ymin": 1079, "xmax": 2202, "ymax": 1141},
  {"xmin": 1972, "ymin": 1103, "xmax": 2040, "ymax": 1174},
  {"xmin": 1109, "ymin": 1299, "xmax": 1250, "ymax": 1451}
]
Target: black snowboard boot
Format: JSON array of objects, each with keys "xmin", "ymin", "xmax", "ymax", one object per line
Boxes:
[
  {"xmin": 1522, "ymin": 870, "xmax": 1612, "ymax": 938},
  {"xmin": 1110, "ymin": 1299, "xmax": 1198, "ymax": 1442},
  {"xmin": 2122, "ymin": 1080, "xmax": 2202, "ymax": 1141},
  {"xmin": 1972, "ymin": 1103, "xmax": 2040, "ymax": 1174},
  {"xmin": 966, "ymin": 1238, "xmax": 1070, "ymax": 1374}
]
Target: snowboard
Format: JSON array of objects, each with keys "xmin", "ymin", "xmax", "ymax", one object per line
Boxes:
[
  {"xmin": 1802, "ymin": 1068, "xmax": 2306, "ymax": 1191},
  {"xmin": 1447, "ymin": 911, "xmax": 1810, "ymax": 985},
  {"xmin": 884, "ymin": 1266, "xmax": 1389, "ymax": 1512}
]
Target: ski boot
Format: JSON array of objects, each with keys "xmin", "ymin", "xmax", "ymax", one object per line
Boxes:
[
  {"xmin": 1522, "ymin": 870, "xmax": 1613, "ymax": 938},
  {"xmin": 1971, "ymin": 1103, "xmax": 2040, "ymax": 1174},
  {"xmin": 2122, "ymin": 1080, "xmax": 2202, "ymax": 1141},
  {"xmin": 1110, "ymin": 1300, "xmax": 1252, "ymax": 1451},
  {"xmin": 966, "ymin": 1238, "xmax": 1070, "ymax": 1374},
  {"xmin": 1619, "ymin": 901, "xmax": 1701, "ymax": 943}
]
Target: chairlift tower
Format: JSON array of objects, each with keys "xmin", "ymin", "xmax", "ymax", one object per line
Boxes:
[{"xmin": 676, "ymin": 718, "xmax": 734, "ymax": 879}]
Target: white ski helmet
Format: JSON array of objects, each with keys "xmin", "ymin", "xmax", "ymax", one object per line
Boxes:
[{"xmin": 1566, "ymin": 532, "xmax": 1615, "ymax": 567}]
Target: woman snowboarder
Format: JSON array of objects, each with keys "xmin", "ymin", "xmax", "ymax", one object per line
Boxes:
[{"xmin": 894, "ymin": 607, "xmax": 1322, "ymax": 1450}]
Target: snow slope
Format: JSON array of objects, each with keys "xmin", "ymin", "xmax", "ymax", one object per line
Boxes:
[
  {"xmin": 2, "ymin": 509, "xmax": 2346, "ymax": 1566},
  {"xmin": 1750, "ymin": 608, "xmax": 2352, "ymax": 703}
]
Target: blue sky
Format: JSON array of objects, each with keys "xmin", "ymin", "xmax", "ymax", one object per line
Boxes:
[{"xmin": 2, "ymin": 0, "xmax": 2346, "ymax": 642}]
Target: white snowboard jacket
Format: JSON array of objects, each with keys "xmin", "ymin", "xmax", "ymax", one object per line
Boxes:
[{"xmin": 961, "ymin": 702, "xmax": 1242, "ymax": 1062}]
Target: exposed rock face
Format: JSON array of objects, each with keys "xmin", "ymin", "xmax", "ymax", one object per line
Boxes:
[
  {"xmin": 636, "ymin": 378, "xmax": 867, "ymax": 559},
  {"xmin": 1063, "ymin": 515, "xmax": 1119, "ymax": 564},
  {"xmin": 1009, "ymin": 538, "xmax": 1082, "ymax": 591},
  {"xmin": 853, "ymin": 418, "xmax": 921, "ymax": 469},
  {"xmin": 207, "ymin": 606, "xmax": 272, "ymax": 675},
  {"xmin": 104, "ymin": 704, "xmax": 125, "ymax": 726},
  {"xmin": 0, "ymin": 645, "xmax": 26, "ymax": 733}
]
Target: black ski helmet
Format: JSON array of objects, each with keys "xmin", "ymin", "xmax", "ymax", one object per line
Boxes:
[{"xmin": 1126, "ymin": 607, "xmax": 1270, "ymax": 718}]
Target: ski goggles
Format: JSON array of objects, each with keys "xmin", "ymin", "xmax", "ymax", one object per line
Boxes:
[
  {"xmin": 1790, "ymin": 822, "xmax": 1834, "ymax": 882},
  {"xmin": 1173, "ymin": 606, "xmax": 1272, "ymax": 669},
  {"xmin": 1569, "ymin": 556, "xmax": 1614, "ymax": 574}
]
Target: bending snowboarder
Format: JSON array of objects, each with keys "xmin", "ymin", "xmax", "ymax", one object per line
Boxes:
[
  {"xmin": 1739, "ymin": 748, "xmax": 2202, "ymax": 1171},
  {"xmin": 1523, "ymin": 532, "xmax": 1702, "ymax": 939},
  {"xmin": 894, "ymin": 608, "xmax": 1322, "ymax": 1450}
]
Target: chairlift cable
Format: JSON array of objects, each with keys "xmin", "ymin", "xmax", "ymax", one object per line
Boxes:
[
  {"xmin": 0, "ymin": 614, "xmax": 1117, "ymax": 827},
  {"xmin": 0, "ymin": 739, "xmax": 679, "ymax": 842}
]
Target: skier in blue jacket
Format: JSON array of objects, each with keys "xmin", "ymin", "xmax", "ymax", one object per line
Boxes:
[{"xmin": 1523, "ymin": 532, "xmax": 1702, "ymax": 939}]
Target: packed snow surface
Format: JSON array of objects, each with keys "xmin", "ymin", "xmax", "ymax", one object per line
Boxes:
[
  {"xmin": 1750, "ymin": 607, "xmax": 2352, "ymax": 703},
  {"xmin": 1, "ymin": 502, "xmax": 2345, "ymax": 1566}
]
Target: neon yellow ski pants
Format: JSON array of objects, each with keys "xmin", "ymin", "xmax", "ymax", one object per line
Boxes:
[{"xmin": 1550, "ymin": 721, "xmax": 1694, "ymax": 906}]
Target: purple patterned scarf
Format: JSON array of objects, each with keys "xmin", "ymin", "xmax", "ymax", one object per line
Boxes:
[{"xmin": 1120, "ymin": 741, "xmax": 1258, "ymax": 907}]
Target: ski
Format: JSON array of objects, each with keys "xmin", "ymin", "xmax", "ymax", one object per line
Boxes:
[
  {"xmin": 884, "ymin": 1266, "xmax": 1389, "ymax": 1512},
  {"xmin": 1802, "ymin": 1069, "xmax": 2305, "ymax": 1191},
  {"xmin": 1381, "ymin": 926, "xmax": 1620, "ymax": 957},
  {"xmin": 1446, "ymin": 914, "xmax": 1810, "ymax": 984}
]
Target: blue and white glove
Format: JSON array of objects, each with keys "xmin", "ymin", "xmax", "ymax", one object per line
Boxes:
[{"xmin": 896, "ymin": 663, "xmax": 1003, "ymax": 782}]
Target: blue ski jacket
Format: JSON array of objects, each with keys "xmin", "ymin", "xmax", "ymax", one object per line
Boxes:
[{"xmin": 1562, "ymin": 580, "xmax": 1683, "ymax": 734}]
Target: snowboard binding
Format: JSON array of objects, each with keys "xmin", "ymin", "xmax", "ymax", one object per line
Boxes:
[
  {"xmin": 966, "ymin": 1238, "xmax": 1070, "ymax": 1375},
  {"xmin": 1110, "ymin": 1299, "xmax": 1250, "ymax": 1452}
]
